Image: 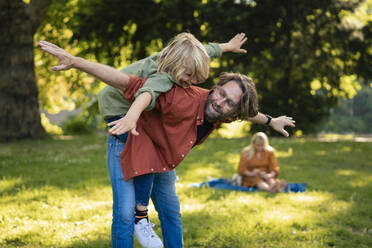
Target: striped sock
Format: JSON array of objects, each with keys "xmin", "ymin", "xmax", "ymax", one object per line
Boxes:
[{"xmin": 135, "ymin": 209, "xmax": 148, "ymax": 224}]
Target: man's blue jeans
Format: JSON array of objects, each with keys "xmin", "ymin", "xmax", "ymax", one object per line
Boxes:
[{"xmin": 107, "ymin": 134, "xmax": 183, "ymax": 248}]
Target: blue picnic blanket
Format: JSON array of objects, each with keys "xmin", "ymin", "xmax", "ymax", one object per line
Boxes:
[{"xmin": 189, "ymin": 178, "xmax": 306, "ymax": 193}]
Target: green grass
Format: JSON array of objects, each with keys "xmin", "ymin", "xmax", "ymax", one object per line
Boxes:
[{"xmin": 0, "ymin": 134, "xmax": 371, "ymax": 247}]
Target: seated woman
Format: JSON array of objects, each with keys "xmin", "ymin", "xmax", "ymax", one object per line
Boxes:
[{"xmin": 237, "ymin": 132, "xmax": 286, "ymax": 192}]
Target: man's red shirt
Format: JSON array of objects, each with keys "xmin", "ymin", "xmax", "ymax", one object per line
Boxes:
[{"xmin": 121, "ymin": 75, "xmax": 216, "ymax": 181}]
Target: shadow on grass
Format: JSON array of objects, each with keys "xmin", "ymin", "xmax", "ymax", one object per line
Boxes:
[
  {"xmin": 2, "ymin": 235, "xmax": 111, "ymax": 248},
  {"xmin": 0, "ymin": 135, "xmax": 110, "ymax": 197}
]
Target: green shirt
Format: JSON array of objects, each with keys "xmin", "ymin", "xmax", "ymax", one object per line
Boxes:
[{"xmin": 97, "ymin": 43, "xmax": 222, "ymax": 120}]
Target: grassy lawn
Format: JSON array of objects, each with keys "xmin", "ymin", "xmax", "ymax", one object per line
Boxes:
[{"xmin": 0, "ymin": 134, "xmax": 371, "ymax": 247}]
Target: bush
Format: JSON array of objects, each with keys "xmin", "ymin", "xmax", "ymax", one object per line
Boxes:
[{"xmin": 62, "ymin": 117, "xmax": 92, "ymax": 135}]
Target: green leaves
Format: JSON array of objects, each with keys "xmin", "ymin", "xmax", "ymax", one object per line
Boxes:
[{"xmin": 36, "ymin": 0, "xmax": 372, "ymax": 134}]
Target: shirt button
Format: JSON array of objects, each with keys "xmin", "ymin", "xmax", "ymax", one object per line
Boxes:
[
  {"xmin": 172, "ymin": 164, "xmax": 175, "ymax": 167},
  {"xmin": 163, "ymin": 168, "xmax": 166, "ymax": 171},
  {"xmin": 201, "ymin": 119, "xmax": 203, "ymax": 122},
  {"xmin": 151, "ymin": 168, "xmax": 154, "ymax": 171},
  {"xmin": 181, "ymin": 154, "xmax": 184, "ymax": 158},
  {"xmin": 135, "ymin": 171, "xmax": 138, "ymax": 175},
  {"xmin": 190, "ymin": 141, "xmax": 193, "ymax": 144}
]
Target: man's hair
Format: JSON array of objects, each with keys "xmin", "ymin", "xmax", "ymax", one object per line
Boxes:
[
  {"xmin": 157, "ymin": 33, "xmax": 210, "ymax": 84},
  {"xmin": 217, "ymin": 72, "xmax": 259, "ymax": 120}
]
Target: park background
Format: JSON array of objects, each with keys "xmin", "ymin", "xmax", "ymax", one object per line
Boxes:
[{"xmin": 1, "ymin": 0, "xmax": 372, "ymax": 247}]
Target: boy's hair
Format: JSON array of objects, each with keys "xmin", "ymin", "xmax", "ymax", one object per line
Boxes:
[
  {"xmin": 217, "ymin": 72, "xmax": 259, "ymax": 120},
  {"xmin": 157, "ymin": 33, "xmax": 210, "ymax": 84}
]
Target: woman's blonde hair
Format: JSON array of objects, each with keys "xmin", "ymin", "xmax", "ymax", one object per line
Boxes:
[
  {"xmin": 243, "ymin": 132, "xmax": 274, "ymax": 160},
  {"xmin": 157, "ymin": 33, "xmax": 210, "ymax": 84}
]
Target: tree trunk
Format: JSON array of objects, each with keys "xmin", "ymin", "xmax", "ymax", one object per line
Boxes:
[{"xmin": 0, "ymin": 0, "xmax": 51, "ymax": 141}]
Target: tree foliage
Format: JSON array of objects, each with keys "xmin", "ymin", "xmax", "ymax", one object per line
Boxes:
[
  {"xmin": 321, "ymin": 84, "xmax": 372, "ymax": 134},
  {"xmin": 36, "ymin": 0, "xmax": 372, "ymax": 134}
]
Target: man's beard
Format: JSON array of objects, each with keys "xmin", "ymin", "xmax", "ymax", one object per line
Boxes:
[{"xmin": 204, "ymin": 97, "xmax": 224, "ymax": 122}]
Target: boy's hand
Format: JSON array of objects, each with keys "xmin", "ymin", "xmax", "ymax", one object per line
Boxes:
[
  {"xmin": 107, "ymin": 116, "xmax": 139, "ymax": 136},
  {"xmin": 220, "ymin": 33, "xmax": 247, "ymax": 53},
  {"xmin": 38, "ymin": 41, "xmax": 75, "ymax": 71}
]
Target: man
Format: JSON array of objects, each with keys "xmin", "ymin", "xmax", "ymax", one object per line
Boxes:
[
  {"xmin": 117, "ymin": 72, "xmax": 260, "ymax": 181},
  {"xmin": 39, "ymin": 39, "xmax": 295, "ymax": 248}
]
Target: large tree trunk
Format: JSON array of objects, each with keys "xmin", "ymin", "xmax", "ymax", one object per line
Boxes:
[{"xmin": 0, "ymin": 0, "xmax": 51, "ymax": 141}]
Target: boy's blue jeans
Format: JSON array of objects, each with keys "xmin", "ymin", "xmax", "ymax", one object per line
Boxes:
[
  {"xmin": 106, "ymin": 134, "xmax": 183, "ymax": 248},
  {"xmin": 134, "ymin": 173, "xmax": 154, "ymax": 206}
]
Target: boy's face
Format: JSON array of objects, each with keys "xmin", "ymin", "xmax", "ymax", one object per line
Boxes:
[
  {"xmin": 180, "ymin": 68, "xmax": 202, "ymax": 87},
  {"xmin": 205, "ymin": 80, "xmax": 243, "ymax": 122}
]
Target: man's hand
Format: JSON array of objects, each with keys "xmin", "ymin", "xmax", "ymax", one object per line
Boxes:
[
  {"xmin": 220, "ymin": 33, "xmax": 247, "ymax": 53},
  {"xmin": 38, "ymin": 41, "xmax": 75, "ymax": 71},
  {"xmin": 107, "ymin": 115, "xmax": 139, "ymax": 136},
  {"xmin": 269, "ymin": 116, "xmax": 296, "ymax": 137}
]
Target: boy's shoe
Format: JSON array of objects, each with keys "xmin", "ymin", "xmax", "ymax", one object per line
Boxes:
[{"xmin": 134, "ymin": 218, "xmax": 163, "ymax": 248}]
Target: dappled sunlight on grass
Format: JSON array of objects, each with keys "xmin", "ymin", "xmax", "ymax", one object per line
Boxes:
[
  {"xmin": 226, "ymin": 153, "xmax": 240, "ymax": 165},
  {"xmin": 276, "ymin": 147, "xmax": 293, "ymax": 158},
  {"xmin": 288, "ymin": 192, "xmax": 332, "ymax": 203},
  {"xmin": 181, "ymin": 165, "xmax": 224, "ymax": 182},
  {"xmin": 0, "ymin": 177, "xmax": 23, "ymax": 194},
  {"xmin": 1, "ymin": 135, "xmax": 371, "ymax": 247},
  {"xmin": 179, "ymin": 187, "xmax": 357, "ymax": 247},
  {"xmin": 337, "ymin": 169, "xmax": 357, "ymax": 176},
  {"xmin": 216, "ymin": 121, "xmax": 250, "ymax": 139},
  {"xmin": 314, "ymin": 150, "xmax": 327, "ymax": 156},
  {"xmin": 316, "ymin": 133, "xmax": 372, "ymax": 142},
  {"xmin": 295, "ymin": 138, "xmax": 306, "ymax": 143},
  {"xmin": 182, "ymin": 202, "xmax": 208, "ymax": 213},
  {"xmin": 349, "ymin": 174, "xmax": 372, "ymax": 187},
  {"xmin": 260, "ymin": 207, "xmax": 315, "ymax": 225},
  {"xmin": 318, "ymin": 133, "xmax": 356, "ymax": 141},
  {"xmin": 342, "ymin": 146, "xmax": 352, "ymax": 152},
  {"xmin": 1, "ymin": 184, "xmax": 112, "ymax": 247},
  {"xmin": 53, "ymin": 135, "xmax": 75, "ymax": 140}
]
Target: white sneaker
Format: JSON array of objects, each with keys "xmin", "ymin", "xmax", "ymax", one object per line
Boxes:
[{"xmin": 134, "ymin": 219, "xmax": 163, "ymax": 248}]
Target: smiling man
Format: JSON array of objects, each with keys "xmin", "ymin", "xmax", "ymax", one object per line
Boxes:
[{"xmin": 119, "ymin": 72, "xmax": 264, "ymax": 181}]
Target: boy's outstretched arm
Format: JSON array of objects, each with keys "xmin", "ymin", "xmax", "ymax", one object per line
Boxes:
[
  {"xmin": 248, "ymin": 113, "xmax": 296, "ymax": 137},
  {"xmin": 38, "ymin": 41, "xmax": 129, "ymax": 91},
  {"xmin": 107, "ymin": 92, "xmax": 152, "ymax": 136},
  {"xmin": 219, "ymin": 33, "xmax": 247, "ymax": 54}
]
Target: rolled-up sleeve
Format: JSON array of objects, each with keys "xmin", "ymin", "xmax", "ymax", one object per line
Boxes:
[
  {"xmin": 134, "ymin": 73, "xmax": 174, "ymax": 111},
  {"xmin": 204, "ymin": 43, "xmax": 222, "ymax": 59},
  {"xmin": 123, "ymin": 73, "xmax": 174, "ymax": 111}
]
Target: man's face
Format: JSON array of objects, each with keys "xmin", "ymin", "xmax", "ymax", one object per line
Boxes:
[{"xmin": 205, "ymin": 80, "xmax": 243, "ymax": 122}]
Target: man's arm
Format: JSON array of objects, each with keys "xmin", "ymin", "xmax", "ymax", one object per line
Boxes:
[
  {"xmin": 248, "ymin": 113, "xmax": 296, "ymax": 137},
  {"xmin": 38, "ymin": 41, "xmax": 129, "ymax": 91}
]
